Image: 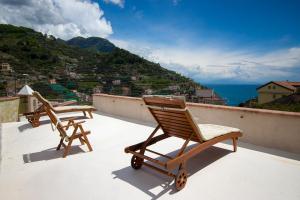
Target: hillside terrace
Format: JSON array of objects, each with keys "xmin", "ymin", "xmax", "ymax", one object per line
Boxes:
[{"xmin": 0, "ymin": 94, "xmax": 300, "ymax": 200}]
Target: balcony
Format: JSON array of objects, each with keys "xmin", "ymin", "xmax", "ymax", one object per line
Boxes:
[{"xmin": 0, "ymin": 94, "xmax": 300, "ymax": 199}]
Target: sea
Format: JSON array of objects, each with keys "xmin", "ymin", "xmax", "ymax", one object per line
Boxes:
[{"xmin": 206, "ymin": 84, "xmax": 259, "ymax": 106}]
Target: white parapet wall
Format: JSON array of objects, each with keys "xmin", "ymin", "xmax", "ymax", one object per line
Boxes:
[{"xmin": 93, "ymin": 94, "xmax": 300, "ymax": 154}]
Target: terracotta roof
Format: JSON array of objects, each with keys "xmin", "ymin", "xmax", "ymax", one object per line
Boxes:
[
  {"xmin": 257, "ymin": 81, "xmax": 300, "ymax": 91},
  {"xmin": 274, "ymin": 81, "xmax": 297, "ymax": 90},
  {"xmin": 287, "ymin": 82, "xmax": 300, "ymax": 86}
]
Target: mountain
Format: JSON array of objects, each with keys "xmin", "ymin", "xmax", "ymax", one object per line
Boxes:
[
  {"xmin": 0, "ymin": 24, "xmax": 202, "ymax": 100},
  {"xmin": 66, "ymin": 36, "xmax": 116, "ymax": 52}
]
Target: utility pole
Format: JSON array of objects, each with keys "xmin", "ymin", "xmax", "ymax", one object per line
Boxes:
[
  {"xmin": 22, "ymin": 74, "xmax": 29, "ymax": 85},
  {"xmin": 14, "ymin": 74, "xmax": 17, "ymax": 95}
]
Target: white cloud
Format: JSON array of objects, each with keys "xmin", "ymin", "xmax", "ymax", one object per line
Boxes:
[
  {"xmin": 111, "ymin": 39, "xmax": 300, "ymax": 83},
  {"xmin": 172, "ymin": 0, "xmax": 181, "ymax": 6},
  {"xmin": 103, "ymin": 0, "xmax": 124, "ymax": 8},
  {"xmin": 0, "ymin": 0, "xmax": 113, "ymax": 40}
]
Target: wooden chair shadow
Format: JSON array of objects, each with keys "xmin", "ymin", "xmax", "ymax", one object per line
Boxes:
[
  {"xmin": 23, "ymin": 146, "xmax": 86, "ymax": 163},
  {"xmin": 112, "ymin": 146, "xmax": 231, "ymax": 199}
]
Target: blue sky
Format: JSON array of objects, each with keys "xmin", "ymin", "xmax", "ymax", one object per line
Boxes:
[
  {"xmin": 99, "ymin": 0, "xmax": 300, "ymax": 84},
  {"xmin": 0, "ymin": 0, "xmax": 300, "ymax": 84},
  {"xmin": 102, "ymin": 0, "xmax": 300, "ymax": 50}
]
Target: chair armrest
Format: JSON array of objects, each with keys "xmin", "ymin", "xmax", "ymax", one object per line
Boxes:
[
  {"xmin": 61, "ymin": 117, "xmax": 77, "ymax": 122},
  {"xmin": 61, "ymin": 120, "xmax": 86, "ymax": 129},
  {"xmin": 72, "ymin": 120, "xmax": 86, "ymax": 125}
]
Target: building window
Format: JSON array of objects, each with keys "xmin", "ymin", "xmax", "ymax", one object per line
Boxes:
[
  {"xmin": 33, "ymin": 99, "xmax": 37, "ymax": 108},
  {"xmin": 268, "ymin": 86, "xmax": 271, "ymax": 89},
  {"xmin": 273, "ymin": 94, "xmax": 276, "ymax": 99},
  {"xmin": 273, "ymin": 86, "xmax": 276, "ymax": 89}
]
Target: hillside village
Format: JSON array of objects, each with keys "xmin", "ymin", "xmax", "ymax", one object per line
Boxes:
[
  {"xmin": 1, "ymin": 61, "xmax": 223, "ymax": 104},
  {"xmin": 0, "ymin": 24, "xmax": 224, "ymax": 105}
]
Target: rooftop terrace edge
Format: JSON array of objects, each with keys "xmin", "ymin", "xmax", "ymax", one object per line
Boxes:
[
  {"xmin": 93, "ymin": 93, "xmax": 300, "ymax": 118},
  {"xmin": 93, "ymin": 93, "xmax": 300, "ymax": 154}
]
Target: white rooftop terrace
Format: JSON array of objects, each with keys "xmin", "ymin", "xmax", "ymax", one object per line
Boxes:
[{"xmin": 1, "ymin": 111, "xmax": 300, "ymax": 200}]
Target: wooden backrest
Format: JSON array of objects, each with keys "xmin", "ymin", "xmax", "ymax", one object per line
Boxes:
[
  {"xmin": 44, "ymin": 105, "xmax": 67, "ymax": 139},
  {"xmin": 33, "ymin": 91, "xmax": 55, "ymax": 110},
  {"xmin": 143, "ymin": 96, "xmax": 203, "ymax": 143}
]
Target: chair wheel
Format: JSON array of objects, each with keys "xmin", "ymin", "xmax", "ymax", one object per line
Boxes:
[
  {"xmin": 175, "ymin": 169, "xmax": 187, "ymax": 190},
  {"xmin": 131, "ymin": 155, "xmax": 143, "ymax": 169}
]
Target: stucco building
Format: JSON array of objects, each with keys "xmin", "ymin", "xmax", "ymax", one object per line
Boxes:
[
  {"xmin": 257, "ymin": 81, "xmax": 300, "ymax": 104},
  {"xmin": 1, "ymin": 63, "xmax": 12, "ymax": 73}
]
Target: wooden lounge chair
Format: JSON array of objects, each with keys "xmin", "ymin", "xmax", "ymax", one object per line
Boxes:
[
  {"xmin": 24, "ymin": 91, "xmax": 96, "ymax": 127},
  {"xmin": 44, "ymin": 103, "xmax": 93, "ymax": 158},
  {"xmin": 125, "ymin": 95, "xmax": 242, "ymax": 191}
]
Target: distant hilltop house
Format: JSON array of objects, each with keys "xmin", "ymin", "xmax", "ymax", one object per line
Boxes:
[
  {"xmin": 65, "ymin": 63, "xmax": 78, "ymax": 75},
  {"xmin": 192, "ymin": 88, "xmax": 225, "ymax": 105},
  {"xmin": 112, "ymin": 79, "xmax": 121, "ymax": 85},
  {"xmin": 257, "ymin": 81, "xmax": 300, "ymax": 104},
  {"xmin": 168, "ymin": 85, "xmax": 180, "ymax": 91},
  {"xmin": 49, "ymin": 78, "xmax": 56, "ymax": 84},
  {"xmin": 93, "ymin": 86, "xmax": 102, "ymax": 94},
  {"xmin": 1, "ymin": 63, "xmax": 13, "ymax": 73},
  {"xmin": 131, "ymin": 76, "xmax": 137, "ymax": 81},
  {"xmin": 69, "ymin": 72, "xmax": 77, "ymax": 79},
  {"xmin": 144, "ymin": 88, "xmax": 153, "ymax": 95},
  {"xmin": 195, "ymin": 88, "xmax": 214, "ymax": 98},
  {"xmin": 122, "ymin": 86, "xmax": 131, "ymax": 96}
]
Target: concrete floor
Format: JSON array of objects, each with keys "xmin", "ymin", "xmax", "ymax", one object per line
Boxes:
[{"xmin": 0, "ymin": 112, "xmax": 300, "ymax": 200}]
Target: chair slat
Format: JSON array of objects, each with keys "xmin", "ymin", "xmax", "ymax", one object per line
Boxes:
[
  {"xmin": 144, "ymin": 97, "xmax": 186, "ymax": 109},
  {"xmin": 162, "ymin": 128, "xmax": 193, "ymax": 136},
  {"xmin": 158, "ymin": 120, "xmax": 192, "ymax": 129},
  {"xmin": 155, "ymin": 118, "xmax": 191, "ymax": 127},
  {"xmin": 151, "ymin": 109, "xmax": 186, "ymax": 114},
  {"xmin": 144, "ymin": 96, "xmax": 203, "ymax": 143},
  {"xmin": 153, "ymin": 113, "xmax": 187, "ymax": 121},
  {"xmin": 151, "ymin": 110, "xmax": 186, "ymax": 118},
  {"xmin": 160, "ymin": 124, "xmax": 194, "ymax": 133}
]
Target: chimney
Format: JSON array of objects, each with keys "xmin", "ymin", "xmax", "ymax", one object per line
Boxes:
[{"xmin": 17, "ymin": 85, "xmax": 37, "ymax": 113}]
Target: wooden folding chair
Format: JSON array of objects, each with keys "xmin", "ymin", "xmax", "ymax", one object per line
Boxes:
[
  {"xmin": 125, "ymin": 95, "xmax": 242, "ymax": 190},
  {"xmin": 44, "ymin": 104, "xmax": 93, "ymax": 158},
  {"xmin": 24, "ymin": 91, "xmax": 96, "ymax": 127}
]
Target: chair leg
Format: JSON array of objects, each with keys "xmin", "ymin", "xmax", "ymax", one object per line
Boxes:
[
  {"xmin": 88, "ymin": 111, "xmax": 93, "ymax": 119},
  {"xmin": 79, "ymin": 137, "xmax": 85, "ymax": 145},
  {"xmin": 63, "ymin": 139, "xmax": 73, "ymax": 158},
  {"xmin": 83, "ymin": 111, "xmax": 87, "ymax": 117},
  {"xmin": 232, "ymin": 137, "xmax": 237, "ymax": 152},
  {"xmin": 179, "ymin": 162, "xmax": 186, "ymax": 170},
  {"xmin": 56, "ymin": 139, "xmax": 63, "ymax": 150},
  {"xmin": 82, "ymin": 133, "xmax": 93, "ymax": 151},
  {"xmin": 31, "ymin": 115, "xmax": 41, "ymax": 127}
]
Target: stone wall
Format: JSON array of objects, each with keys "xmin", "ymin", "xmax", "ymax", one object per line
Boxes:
[{"xmin": 0, "ymin": 97, "xmax": 20, "ymax": 123}]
